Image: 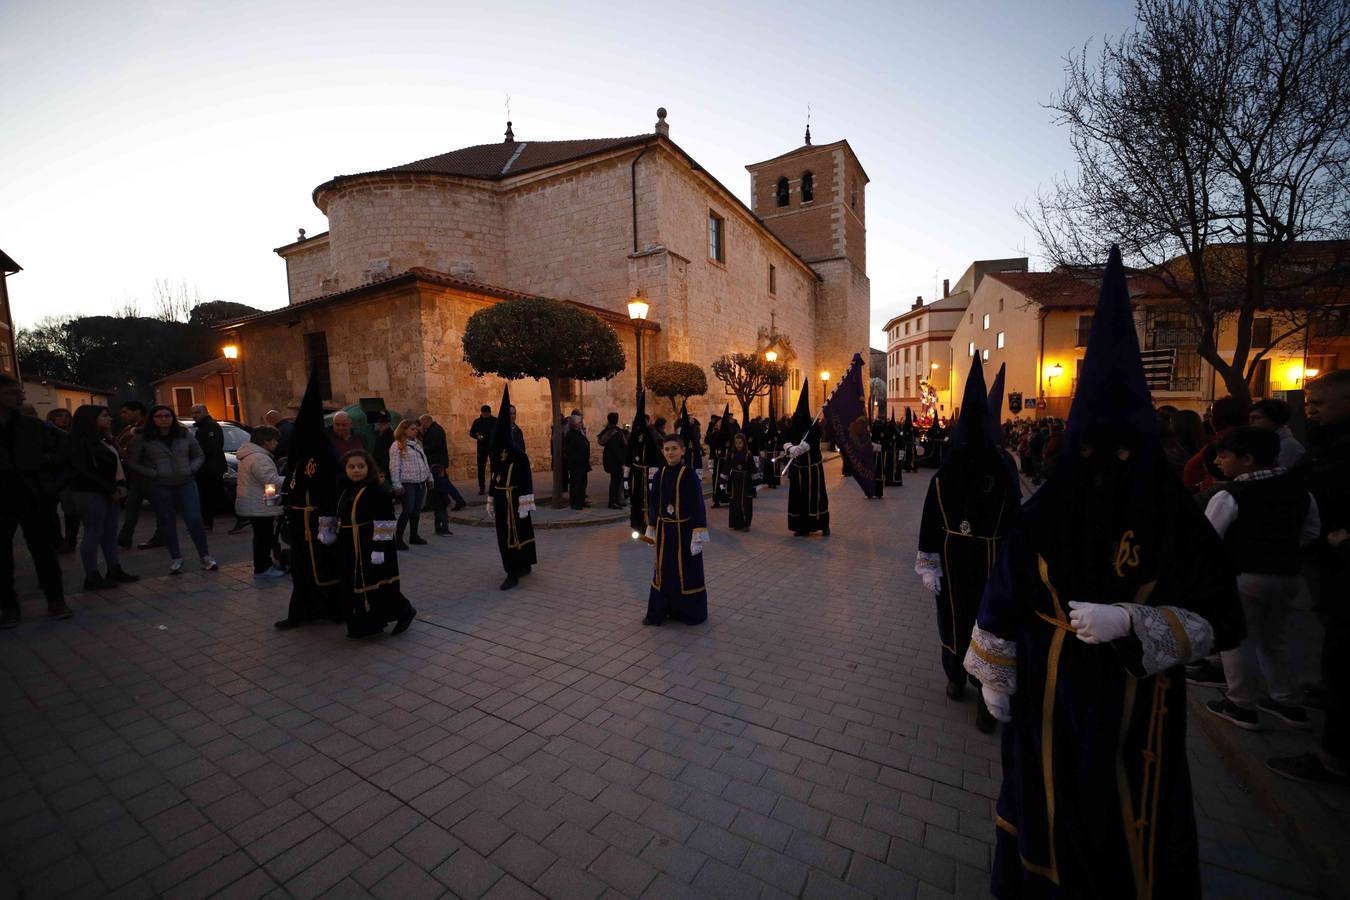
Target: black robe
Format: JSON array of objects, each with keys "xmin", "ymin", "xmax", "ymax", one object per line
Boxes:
[
  {"xmin": 708, "ymin": 430, "xmax": 732, "ymax": 505},
  {"xmin": 786, "ymin": 424, "xmax": 829, "ymax": 534},
  {"xmin": 882, "ymin": 423, "xmax": 904, "ymax": 486},
  {"xmin": 968, "ymin": 458, "xmax": 1242, "ymax": 899},
  {"xmin": 725, "ymin": 449, "xmax": 757, "ymax": 530},
  {"xmin": 646, "ymin": 464, "xmax": 708, "ymax": 625},
  {"xmin": 492, "ymin": 458, "xmax": 537, "ymax": 576},
  {"xmin": 917, "ymin": 453, "xmax": 1019, "ymax": 686},
  {"xmin": 284, "ymin": 486, "xmax": 342, "ymax": 624},
  {"xmin": 760, "ymin": 422, "xmax": 781, "ymax": 488},
  {"xmin": 337, "ymin": 483, "xmax": 414, "ymax": 638},
  {"xmin": 628, "ymin": 425, "xmax": 662, "ymax": 533}
]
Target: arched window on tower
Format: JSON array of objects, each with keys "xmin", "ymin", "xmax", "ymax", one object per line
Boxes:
[
  {"xmin": 801, "ymin": 171, "xmax": 814, "ymax": 203},
  {"xmin": 775, "ymin": 177, "xmax": 790, "ymax": 208}
]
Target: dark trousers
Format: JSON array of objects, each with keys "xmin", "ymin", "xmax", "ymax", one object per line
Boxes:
[
  {"xmin": 197, "ymin": 470, "xmax": 222, "ymax": 528},
  {"xmin": 476, "ymin": 445, "xmax": 490, "ymax": 492},
  {"xmin": 569, "ymin": 469, "xmax": 588, "ymax": 509},
  {"xmin": 118, "ymin": 475, "xmax": 158, "ymax": 546},
  {"xmin": 249, "ymin": 516, "xmax": 277, "ymax": 574},
  {"xmin": 1323, "ymin": 615, "xmax": 1350, "ymax": 761},
  {"xmin": 1, "ymin": 506, "xmax": 65, "ymax": 610},
  {"xmin": 608, "ymin": 471, "xmax": 624, "ymax": 507}
]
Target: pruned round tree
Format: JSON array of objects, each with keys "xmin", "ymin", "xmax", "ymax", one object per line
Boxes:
[
  {"xmin": 463, "ymin": 298, "xmax": 626, "ymax": 507},
  {"xmin": 711, "ymin": 353, "xmax": 789, "ymax": 424},
  {"xmin": 646, "ymin": 361, "xmax": 708, "ymax": 412}
]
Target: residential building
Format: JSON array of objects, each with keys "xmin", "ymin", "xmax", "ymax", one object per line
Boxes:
[
  {"xmin": 0, "ymin": 250, "xmax": 20, "ymax": 379},
  {"xmin": 21, "ymin": 376, "xmax": 111, "ymax": 420},
  {"xmin": 153, "ymin": 358, "xmax": 242, "ymax": 422}
]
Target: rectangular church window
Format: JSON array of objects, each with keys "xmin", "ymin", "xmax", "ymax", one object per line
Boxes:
[{"xmin": 708, "ymin": 212, "xmax": 725, "ymax": 263}]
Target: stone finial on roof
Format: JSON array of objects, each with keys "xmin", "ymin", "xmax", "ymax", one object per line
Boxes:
[
  {"xmin": 504, "ymin": 120, "xmax": 515, "ymax": 142},
  {"xmin": 298, "ymin": 228, "xmax": 307, "ymax": 242},
  {"xmin": 655, "ymin": 107, "xmax": 669, "ymax": 137}
]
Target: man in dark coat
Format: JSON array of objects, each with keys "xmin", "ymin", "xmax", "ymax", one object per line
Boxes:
[
  {"xmin": 191, "ymin": 404, "xmax": 226, "ymax": 531},
  {"xmin": 0, "ymin": 375, "xmax": 69, "ymax": 627},
  {"xmin": 276, "ymin": 369, "xmax": 343, "ymax": 630},
  {"xmin": 489, "ymin": 386, "xmax": 536, "ymax": 590},
  {"xmin": 783, "ymin": 382, "xmax": 829, "ymax": 536},
  {"xmin": 469, "ymin": 404, "xmax": 495, "ymax": 495},
  {"xmin": 597, "ymin": 412, "xmax": 627, "ymax": 510},
  {"xmin": 966, "ymin": 248, "xmax": 1242, "ymax": 899},
  {"xmin": 372, "ymin": 411, "xmax": 394, "ymax": 477},
  {"xmin": 916, "ymin": 357, "xmax": 1020, "ymax": 732},
  {"xmin": 563, "ymin": 413, "xmax": 591, "ymax": 510},
  {"xmin": 419, "ymin": 413, "xmax": 464, "ymax": 535}
]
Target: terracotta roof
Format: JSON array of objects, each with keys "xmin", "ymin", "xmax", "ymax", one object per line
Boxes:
[
  {"xmin": 153, "ymin": 357, "xmax": 233, "ymax": 386},
  {"xmin": 984, "ymin": 270, "xmax": 1174, "ymax": 309},
  {"xmin": 216, "ymin": 267, "xmax": 663, "ymax": 333},
  {"xmin": 315, "ymin": 136, "xmax": 652, "ymax": 198},
  {"xmin": 22, "ymin": 375, "xmax": 112, "ymax": 395},
  {"xmin": 883, "ymin": 291, "xmax": 971, "ymax": 332}
]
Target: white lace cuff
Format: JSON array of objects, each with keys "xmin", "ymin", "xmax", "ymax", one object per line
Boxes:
[
  {"xmin": 693, "ymin": 527, "xmax": 710, "ymax": 544},
  {"xmin": 914, "ymin": 552, "xmax": 941, "ymax": 577},
  {"xmin": 373, "ymin": 520, "xmax": 397, "ymax": 542},
  {"xmin": 964, "ymin": 624, "xmax": 1017, "ymax": 694},
  {"xmin": 318, "ymin": 517, "xmax": 336, "ymax": 529},
  {"xmin": 1120, "ymin": 604, "xmax": 1215, "ymax": 676}
]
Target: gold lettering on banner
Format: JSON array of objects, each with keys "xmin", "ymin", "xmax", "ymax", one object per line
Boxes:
[
  {"xmin": 1113, "ymin": 530, "xmax": 1141, "ymax": 577},
  {"xmin": 304, "ymin": 458, "xmax": 317, "ymax": 478}
]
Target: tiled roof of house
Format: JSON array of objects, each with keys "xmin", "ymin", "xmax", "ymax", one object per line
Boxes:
[
  {"xmin": 985, "ymin": 270, "xmax": 1174, "ymax": 308},
  {"xmin": 22, "ymin": 375, "xmax": 112, "ymax": 395},
  {"xmin": 152, "ymin": 357, "xmax": 233, "ymax": 386}
]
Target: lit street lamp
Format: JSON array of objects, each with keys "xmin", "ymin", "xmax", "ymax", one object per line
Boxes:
[
  {"xmin": 627, "ymin": 292, "xmax": 650, "ymax": 400},
  {"xmin": 222, "ymin": 344, "xmax": 242, "ymax": 422}
]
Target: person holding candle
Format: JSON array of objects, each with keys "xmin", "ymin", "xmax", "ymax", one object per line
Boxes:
[{"xmin": 234, "ymin": 425, "xmax": 287, "ymax": 578}]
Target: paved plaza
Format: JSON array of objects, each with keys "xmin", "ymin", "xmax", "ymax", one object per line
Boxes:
[{"xmin": 0, "ymin": 470, "xmax": 1334, "ymax": 898}]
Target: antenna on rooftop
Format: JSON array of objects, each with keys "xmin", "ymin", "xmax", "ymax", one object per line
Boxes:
[
  {"xmin": 504, "ymin": 93, "xmax": 514, "ymax": 142},
  {"xmin": 805, "ymin": 103, "xmax": 812, "ymax": 145}
]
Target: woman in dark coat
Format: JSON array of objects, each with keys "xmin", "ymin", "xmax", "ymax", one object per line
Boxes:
[
  {"xmin": 335, "ymin": 449, "xmax": 415, "ymax": 639},
  {"xmin": 725, "ymin": 433, "xmax": 758, "ymax": 531}
]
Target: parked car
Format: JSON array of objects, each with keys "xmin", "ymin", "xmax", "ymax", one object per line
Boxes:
[{"xmin": 182, "ymin": 419, "xmax": 252, "ymax": 512}]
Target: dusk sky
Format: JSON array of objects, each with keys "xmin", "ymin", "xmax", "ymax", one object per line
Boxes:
[{"xmin": 1, "ymin": 0, "xmax": 1138, "ymax": 348}]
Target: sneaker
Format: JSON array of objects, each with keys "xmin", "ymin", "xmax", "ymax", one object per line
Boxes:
[
  {"xmin": 200, "ymin": 556, "xmax": 219, "ymax": 572},
  {"xmin": 169, "ymin": 559, "xmax": 185, "ymax": 575},
  {"xmin": 1257, "ymin": 698, "xmax": 1312, "ymax": 730},
  {"xmin": 1205, "ymin": 698, "xmax": 1261, "ymax": 731},
  {"xmin": 1185, "ymin": 659, "xmax": 1227, "ymax": 688},
  {"xmin": 1267, "ymin": 752, "xmax": 1350, "ymax": 786},
  {"xmin": 254, "ymin": 566, "xmax": 287, "ymax": 579}
]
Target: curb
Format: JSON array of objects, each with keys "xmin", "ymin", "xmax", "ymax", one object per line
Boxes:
[{"xmin": 1188, "ymin": 693, "xmax": 1345, "ymax": 897}]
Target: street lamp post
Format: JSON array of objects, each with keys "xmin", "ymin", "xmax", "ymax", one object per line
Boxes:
[
  {"xmin": 222, "ymin": 344, "xmax": 242, "ymax": 422},
  {"xmin": 765, "ymin": 349, "xmax": 778, "ymax": 419},
  {"xmin": 627, "ymin": 293, "xmax": 650, "ymax": 401}
]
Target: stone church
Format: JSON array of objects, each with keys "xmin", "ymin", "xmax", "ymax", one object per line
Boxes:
[{"xmin": 222, "ymin": 109, "xmax": 871, "ymax": 478}]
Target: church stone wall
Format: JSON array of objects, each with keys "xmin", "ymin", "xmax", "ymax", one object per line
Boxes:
[
  {"xmin": 318, "ymin": 176, "xmax": 507, "ymax": 293},
  {"xmin": 282, "ymin": 236, "xmax": 332, "ymax": 305}
]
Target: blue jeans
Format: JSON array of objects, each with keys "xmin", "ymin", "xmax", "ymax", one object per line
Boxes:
[
  {"xmin": 148, "ymin": 482, "xmax": 210, "ymax": 560},
  {"xmin": 73, "ymin": 491, "xmax": 120, "ymax": 577},
  {"xmin": 397, "ymin": 482, "xmax": 427, "ymax": 540}
]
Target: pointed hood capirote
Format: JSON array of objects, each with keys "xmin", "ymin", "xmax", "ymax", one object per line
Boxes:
[
  {"xmin": 986, "ymin": 363, "xmax": 1007, "ymax": 444},
  {"xmin": 489, "ymin": 383, "xmax": 524, "ymax": 471},
  {"xmin": 789, "ymin": 379, "xmax": 812, "ymax": 443},
  {"xmin": 284, "ymin": 366, "xmax": 339, "ymax": 509},
  {"xmin": 950, "ymin": 355, "xmax": 991, "ymax": 454},
  {"xmin": 628, "ymin": 389, "xmax": 659, "ymax": 466}
]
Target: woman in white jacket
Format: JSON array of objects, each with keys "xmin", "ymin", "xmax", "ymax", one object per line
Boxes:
[
  {"xmin": 235, "ymin": 426, "xmax": 287, "ymax": 577},
  {"xmin": 389, "ymin": 419, "xmax": 433, "ymax": 550}
]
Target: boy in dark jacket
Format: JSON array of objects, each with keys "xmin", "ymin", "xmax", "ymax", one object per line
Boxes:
[{"xmin": 1204, "ymin": 426, "xmax": 1320, "ymax": 732}]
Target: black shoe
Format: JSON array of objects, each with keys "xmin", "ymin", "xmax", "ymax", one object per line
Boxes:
[
  {"xmin": 500, "ymin": 575, "xmax": 519, "ymax": 591},
  {"xmin": 227, "ymin": 523, "xmax": 250, "ymax": 535},
  {"xmin": 108, "ymin": 566, "xmax": 139, "ymax": 583},
  {"xmin": 137, "ymin": 538, "xmax": 163, "ymax": 550},
  {"xmin": 1206, "ymin": 698, "xmax": 1261, "ymax": 731},
  {"xmin": 452, "ymin": 500, "xmax": 467, "ymax": 511},
  {"xmin": 793, "ymin": 531, "xmax": 809, "ymax": 537},
  {"xmin": 117, "ymin": 538, "xmax": 133, "ymax": 550},
  {"xmin": 1185, "ymin": 660, "xmax": 1227, "ymax": 688},
  {"xmin": 946, "ymin": 681, "xmax": 966, "ymax": 702},
  {"xmin": 392, "ymin": 608, "xmax": 417, "ymax": 635},
  {"xmin": 1257, "ymin": 698, "xmax": 1312, "ymax": 730},
  {"xmin": 409, "ymin": 536, "xmax": 428, "ymax": 546},
  {"xmin": 83, "ymin": 575, "xmax": 110, "ymax": 591},
  {"xmin": 642, "ymin": 615, "xmax": 664, "ymax": 627},
  {"xmin": 274, "ymin": 619, "xmax": 300, "ymax": 631},
  {"xmin": 48, "ymin": 603, "xmax": 73, "ymax": 620},
  {"xmin": 478, "ymin": 488, "xmax": 486, "ymax": 496},
  {"xmin": 395, "ymin": 540, "xmax": 410, "ymax": 551}
]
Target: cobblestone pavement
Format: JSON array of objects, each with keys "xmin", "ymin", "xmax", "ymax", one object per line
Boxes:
[{"xmin": 0, "ymin": 470, "xmax": 1328, "ymax": 898}]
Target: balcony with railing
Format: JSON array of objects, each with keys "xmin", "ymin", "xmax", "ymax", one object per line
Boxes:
[{"xmin": 1068, "ymin": 375, "xmax": 1201, "ymax": 396}]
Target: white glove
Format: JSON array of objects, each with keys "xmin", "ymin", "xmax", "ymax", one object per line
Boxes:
[
  {"xmin": 690, "ymin": 529, "xmax": 709, "ymax": 556},
  {"xmin": 690, "ymin": 539, "xmax": 703, "ymax": 556},
  {"xmin": 370, "ymin": 552, "xmax": 385, "ymax": 565},
  {"xmin": 921, "ymin": 572, "xmax": 942, "ymax": 593},
  {"xmin": 518, "ymin": 493, "xmax": 536, "ymax": 517},
  {"xmin": 643, "ymin": 525, "xmax": 657, "ymax": 543},
  {"xmin": 486, "ymin": 501, "xmax": 495, "ymax": 521},
  {"xmin": 871, "ymin": 443, "xmax": 882, "ymax": 453},
  {"xmin": 317, "ymin": 517, "xmax": 337, "ymax": 545},
  {"xmin": 1068, "ymin": 601, "xmax": 1132, "ymax": 644},
  {"xmin": 982, "ymin": 685, "xmax": 1012, "ymax": 723}
]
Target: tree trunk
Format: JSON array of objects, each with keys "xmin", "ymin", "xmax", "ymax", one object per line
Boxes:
[
  {"xmin": 547, "ymin": 376, "xmax": 566, "ymax": 509},
  {"xmin": 739, "ymin": 398, "xmax": 751, "ymax": 427}
]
